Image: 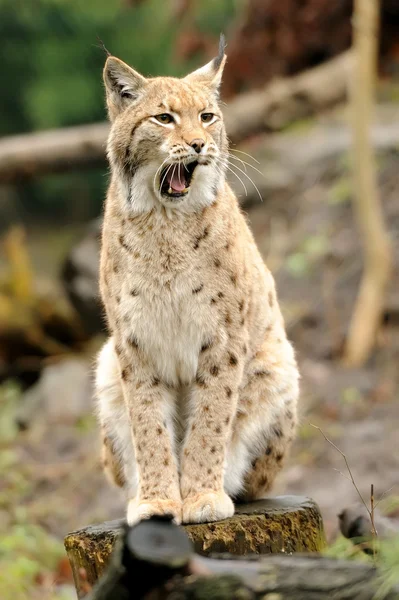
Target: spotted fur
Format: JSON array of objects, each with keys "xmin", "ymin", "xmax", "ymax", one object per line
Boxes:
[{"xmin": 95, "ymin": 40, "xmax": 299, "ymax": 525}]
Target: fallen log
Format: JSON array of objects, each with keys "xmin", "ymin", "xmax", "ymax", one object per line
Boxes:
[
  {"xmin": 0, "ymin": 52, "xmax": 352, "ymax": 183},
  {"xmin": 168, "ymin": 555, "xmax": 399, "ymax": 600},
  {"xmin": 0, "ymin": 123, "xmax": 109, "ymax": 183},
  {"xmin": 66, "ymin": 509, "xmax": 399, "ymax": 600},
  {"xmin": 224, "ymin": 51, "xmax": 352, "ymax": 143},
  {"xmin": 64, "ymin": 496, "xmax": 325, "ymax": 596}
]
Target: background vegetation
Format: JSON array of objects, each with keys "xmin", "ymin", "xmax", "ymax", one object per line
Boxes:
[{"xmin": 0, "ymin": 0, "xmax": 241, "ymax": 223}]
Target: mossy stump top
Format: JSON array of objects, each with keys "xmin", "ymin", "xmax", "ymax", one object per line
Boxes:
[{"xmin": 64, "ymin": 495, "xmax": 325, "ymax": 597}]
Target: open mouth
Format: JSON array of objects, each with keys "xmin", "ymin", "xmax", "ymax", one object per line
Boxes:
[{"xmin": 159, "ymin": 161, "xmax": 198, "ymax": 199}]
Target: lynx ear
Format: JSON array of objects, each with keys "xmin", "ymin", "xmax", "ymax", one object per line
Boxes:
[
  {"xmin": 185, "ymin": 34, "xmax": 226, "ymax": 93},
  {"xmin": 103, "ymin": 56, "xmax": 147, "ymax": 121}
]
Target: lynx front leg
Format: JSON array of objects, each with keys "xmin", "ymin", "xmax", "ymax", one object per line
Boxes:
[
  {"xmin": 180, "ymin": 343, "xmax": 243, "ymax": 524},
  {"xmin": 115, "ymin": 338, "xmax": 182, "ymax": 525}
]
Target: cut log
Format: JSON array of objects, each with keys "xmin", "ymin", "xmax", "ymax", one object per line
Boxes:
[
  {"xmin": 64, "ymin": 496, "xmax": 325, "ymax": 596},
  {"xmin": 185, "ymin": 496, "xmax": 325, "ymax": 556},
  {"xmin": 65, "ymin": 509, "xmax": 399, "ymax": 600},
  {"xmin": 0, "ymin": 53, "xmax": 352, "ymax": 183}
]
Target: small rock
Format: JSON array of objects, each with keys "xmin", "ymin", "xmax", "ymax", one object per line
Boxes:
[{"xmin": 16, "ymin": 358, "xmax": 93, "ymax": 428}]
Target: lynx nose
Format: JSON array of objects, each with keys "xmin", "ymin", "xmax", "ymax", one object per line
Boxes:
[{"xmin": 190, "ymin": 138, "xmax": 205, "ymax": 154}]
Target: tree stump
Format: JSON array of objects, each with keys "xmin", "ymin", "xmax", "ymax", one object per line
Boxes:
[{"xmin": 64, "ymin": 495, "xmax": 325, "ymax": 597}]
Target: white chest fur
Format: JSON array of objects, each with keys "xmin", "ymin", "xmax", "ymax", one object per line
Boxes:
[
  {"xmin": 104, "ymin": 199, "xmax": 231, "ymax": 387},
  {"xmin": 127, "ymin": 280, "xmax": 216, "ymax": 385},
  {"xmin": 112, "ymin": 229, "xmax": 222, "ymax": 386}
]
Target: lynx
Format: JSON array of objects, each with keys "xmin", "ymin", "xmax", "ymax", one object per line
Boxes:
[{"xmin": 95, "ymin": 36, "xmax": 299, "ymax": 525}]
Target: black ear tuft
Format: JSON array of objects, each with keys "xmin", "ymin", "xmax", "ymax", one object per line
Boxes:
[
  {"xmin": 213, "ymin": 33, "xmax": 226, "ymax": 71},
  {"xmin": 97, "ymin": 35, "xmax": 111, "ymax": 58}
]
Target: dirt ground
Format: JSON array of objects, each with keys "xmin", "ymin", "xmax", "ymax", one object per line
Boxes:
[{"xmin": 1, "ymin": 106, "xmax": 398, "ymax": 598}]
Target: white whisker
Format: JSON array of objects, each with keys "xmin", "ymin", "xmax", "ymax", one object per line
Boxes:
[
  {"xmin": 170, "ymin": 163, "xmax": 177, "ymax": 190},
  {"xmin": 229, "ymin": 155, "xmax": 265, "ymax": 178},
  {"xmin": 227, "ymin": 161, "xmax": 263, "ymax": 202},
  {"xmin": 153, "ymin": 157, "xmax": 170, "ymax": 190},
  {"xmin": 229, "ymin": 154, "xmax": 247, "ymax": 172},
  {"xmin": 229, "ymin": 148, "xmax": 260, "ymax": 164},
  {"xmin": 160, "ymin": 164, "xmax": 172, "ymax": 191},
  {"xmin": 222, "ymin": 162, "xmax": 248, "ymax": 197}
]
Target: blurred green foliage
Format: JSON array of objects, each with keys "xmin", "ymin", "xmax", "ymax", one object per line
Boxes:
[
  {"xmin": 0, "ymin": 382, "xmax": 65, "ymax": 600},
  {"xmin": 325, "ymin": 534, "xmax": 399, "ymax": 599},
  {"xmin": 0, "ymin": 0, "xmax": 240, "ymax": 222},
  {"xmin": 0, "ymin": 0, "xmax": 240, "ymax": 135},
  {"xmin": 0, "ymin": 522, "xmax": 66, "ymax": 600}
]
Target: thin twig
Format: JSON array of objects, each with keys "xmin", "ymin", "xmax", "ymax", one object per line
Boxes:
[
  {"xmin": 333, "ymin": 468, "xmax": 352, "ymax": 482},
  {"xmin": 310, "ymin": 423, "xmax": 377, "ymax": 539},
  {"xmin": 374, "ymin": 486, "xmax": 394, "ymax": 510},
  {"xmin": 370, "ymin": 483, "xmax": 377, "ymax": 558}
]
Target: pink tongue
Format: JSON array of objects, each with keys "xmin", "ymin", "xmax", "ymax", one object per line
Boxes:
[{"xmin": 166, "ymin": 164, "xmax": 187, "ymax": 192}]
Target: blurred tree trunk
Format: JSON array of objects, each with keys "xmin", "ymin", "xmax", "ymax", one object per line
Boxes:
[{"xmin": 343, "ymin": 0, "xmax": 392, "ymax": 367}]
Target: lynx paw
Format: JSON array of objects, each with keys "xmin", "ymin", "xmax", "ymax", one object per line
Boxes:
[
  {"xmin": 127, "ymin": 498, "xmax": 182, "ymax": 526},
  {"xmin": 182, "ymin": 490, "xmax": 234, "ymax": 524}
]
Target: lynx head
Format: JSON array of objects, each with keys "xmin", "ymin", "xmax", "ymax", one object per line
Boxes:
[{"xmin": 103, "ymin": 35, "xmax": 228, "ymax": 212}]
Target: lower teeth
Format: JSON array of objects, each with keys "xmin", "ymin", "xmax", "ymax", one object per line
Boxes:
[{"xmin": 167, "ymin": 187, "xmax": 189, "ymax": 195}]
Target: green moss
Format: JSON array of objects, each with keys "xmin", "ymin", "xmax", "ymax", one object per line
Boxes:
[{"xmin": 182, "ymin": 500, "xmax": 325, "ymax": 556}]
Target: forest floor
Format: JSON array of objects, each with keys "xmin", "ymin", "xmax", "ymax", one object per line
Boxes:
[{"xmin": 1, "ymin": 104, "xmax": 398, "ymax": 599}]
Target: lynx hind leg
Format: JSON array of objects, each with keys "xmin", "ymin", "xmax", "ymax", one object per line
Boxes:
[
  {"xmin": 95, "ymin": 338, "xmax": 138, "ymax": 498},
  {"xmin": 101, "ymin": 429, "xmax": 125, "ymax": 488},
  {"xmin": 239, "ymin": 408, "xmax": 296, "ymax": 501},
  {"xmin": 225, "ymin": 332, "xmax": 299, "ymax": 502}
]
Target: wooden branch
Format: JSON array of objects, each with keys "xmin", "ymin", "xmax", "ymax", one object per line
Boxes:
[
  {"xmin": 224, "ymin": 51, "xmax": 352, "ymax": 143},
  {"xmin": 343, "ymin": 0, "xmax": 393, "ymax": 366},
  {"xmin": 64, "ymin": 496, "xmax": 325, "ymax": 597},
  {"xmin": 0, "ymin": 53, "xmax": 352, "ymax": 183},
  {"xmin": 0, "ymin": 123, "xmax": 109, "ymax": 183},
  {"xmin": 67, "ymin": 512, "xmax": 399, "ymax": 600}
]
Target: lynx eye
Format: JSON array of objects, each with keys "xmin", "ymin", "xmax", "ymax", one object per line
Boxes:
[
  {"xmin": 155, "ymin": 113, "xmax": 174, "ymax": 124},
  {"xmin": 201, "ymin": 113, "xmax": 214, "ymax": 123}
]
